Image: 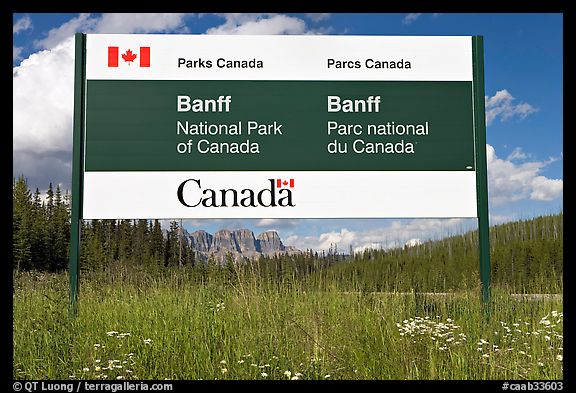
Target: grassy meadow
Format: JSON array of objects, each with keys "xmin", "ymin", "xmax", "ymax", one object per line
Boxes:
[{"xmin": 13, "ymin": 267, "xmax": 563, "ymax": 380}]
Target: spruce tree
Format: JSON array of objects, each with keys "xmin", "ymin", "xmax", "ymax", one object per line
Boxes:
[
  {"xmin": 51, "ymin": 184, "xmax": 70, "ymax": 270},
  {"xmin": 30, "ymin": 188, "xmax": 48, "ymax": 270},
  {"xmin": 151, "ymin": 219, "xmax": 165, "ymax": 269},
  {"xmin": 13, "ymin": 176, "xmax": 33, "ymax": 271}
]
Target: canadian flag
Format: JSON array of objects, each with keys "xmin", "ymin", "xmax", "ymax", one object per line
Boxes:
[
  {"xmin": 276, "ymin": 179, "xmax": 295, "ymax": 188},
  {"xmin": 108, "ymin": 46, "xmax": 150, "ymax": 67}
]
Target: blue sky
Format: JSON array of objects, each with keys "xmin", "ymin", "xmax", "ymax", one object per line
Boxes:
[{"xmin": 12, "ymin": 13, "xmax": 563, "ymax": 252}]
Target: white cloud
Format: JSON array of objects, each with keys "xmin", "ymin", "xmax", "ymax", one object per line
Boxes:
[
  {"xmin": 489, "ymin": 213, "xmax": 518, "ymax": 225},
  {"xmin": 352, "ymin": 243, "xmax": 386, "ymax": 254},
  {"xmin": 305, "ymin": 13, "xmax": 331, "ymax": 22},
  {"xmin": 485, "ymin": 89, "xmax": 538, "ymax": 125},
  {"xmin": 34, "ymin": 13, "xmax": 191, "ymax": 50},
  {"xmin": 285, "ymin": 219, "xmax": 470, "ymax": 253},
  {"xmin": 318, "ymin": 228, "xmax": 357, "ymax": 250},
  {"xmin": 34, "ymin": 13, "xmax": 96, "ymax": 49},
  {"xmin": 405, "ymin": 238, "xmax": 422, "ymax": 247},
  {"xmin": 402, "ymin": 13, "xmax": 422, "ymax": 25},
  {"xmin": 95, "ymin": 13, "xmax": 189, "ymax": 34},
  {"xmin": 207, "ymin": 14, "xmax": 307, "ymax": 35},
  {"xmin": 13, "ymin": 46, "xmax": 23, "ymax": 61},
  {"xmin": 13, "ymin": 36, "xmax": 75, "ymax": 156},
  {"xmin": 530, "ymin": 176, "xmax": 563, "ymax": 201},
  {"xmin": 13, "ymin": 37, "xmax": 76, "ymax": 188},
  {"xmin": 404, "ymin": 238, "xmax": 423, "ymax": 247},
  {"xmin": 255, "ymin": 219, "xmax": 300, "ymax": 228},
  {"xmin": 486, "ymin": 144, "xmax": 562, "ymax": 205},
  {"xmin": 13, "ymin": 15, "xmax": 33, "ymax": 34},
  {"xmin": 506, "ymin": 147, "xmax": 528, "ymax": 161},
  {"xmin": 13, "ymin": 15, "xmax": 34, "ymax": 61}
]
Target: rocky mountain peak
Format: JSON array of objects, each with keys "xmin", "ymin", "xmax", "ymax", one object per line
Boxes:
[
  {"xmin": 234, "ymin": 229, "xmax": 259, "ymax": 254},
  {"xmin": 189, "ymin": 230, "xmax": 213, "ymax": 252},
  {"xmin": 187, "ymin": 229, "xmax": 298, "ymax": 264},
  {"xmin": 257, "ymin": 230, "xmax": 285, "ymax": 255},
  {"xmin": 212, "ymin": 229, "xmax": 238, "ymax": 253}
]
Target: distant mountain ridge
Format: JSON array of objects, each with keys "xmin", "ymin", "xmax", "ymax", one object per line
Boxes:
[{"xmin": 188, "ymin": 229, "xmax": 299, "ymax": 263}]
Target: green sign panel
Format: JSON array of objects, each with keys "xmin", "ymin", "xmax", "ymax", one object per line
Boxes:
[{"xmin": 86, "ymin": 81, "xmax": 475, "ymax": 171}]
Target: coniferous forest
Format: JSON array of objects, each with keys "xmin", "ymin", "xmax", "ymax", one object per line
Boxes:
[
  {"xmin": 13, "ymin": 175, "xmax": 564, "ymax": 381},
  {"xmin": 12, "ymin": 175, "xmax": 563, "ymax": 292}
]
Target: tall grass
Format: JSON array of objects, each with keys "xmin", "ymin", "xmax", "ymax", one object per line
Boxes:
[{"xmin": 13, "ymin": 267, "xmax": 563, "ymax": 380}]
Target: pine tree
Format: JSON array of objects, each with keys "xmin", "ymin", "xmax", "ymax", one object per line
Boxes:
[
  {"xmin": 30, "ymin": 188, "xmax": 48, "ymax": 270},
  {"xmin": 51, "ymin": 184, "xmax": 70, "ymax": 270},
  {"xmin": 13, "ymin": 176, "xmax": 33, "ymax": 271},
  {"xmin": 118, "ymin": 220, "xmax": 133, "ymax": 262},
  {"xmin": 44, "ymin": 183, "xmax": 56, "ymax": 268},
  {"xmin": 133, "ymin": 219, "xmax": 150, "ymax": 265},
  {"xmin": 150, "ymin": 219, "xmax": 165, "ymax": 269},
  {"xmin": 166, "ymin": 220, "xmax": 180, "ymax": 267}
]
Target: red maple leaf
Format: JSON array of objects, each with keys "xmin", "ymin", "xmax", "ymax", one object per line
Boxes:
[
  {"xmin": 282, "ymin": 181, "xmax": 289, "ymax": 186},
  {"xmin": 121, "ymin": 49, "xmax": 137, "ymax": 64}
]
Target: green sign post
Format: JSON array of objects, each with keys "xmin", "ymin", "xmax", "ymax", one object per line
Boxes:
[
  {"xmin": 472, "ymin": 36, "xmax": 491, "ymax": 305},
  {"xmin": 69, "ymin": 33, "xmax": 85, "ymax": 317},
  {"xmin": 69, "ymin": 33, "xmax": 490, "ymax": 316}
]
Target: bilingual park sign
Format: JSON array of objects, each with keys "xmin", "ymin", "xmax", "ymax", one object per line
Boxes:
[{"xmin": 70, "ymin": 34, "xmax": 491, "ymax": 309}]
